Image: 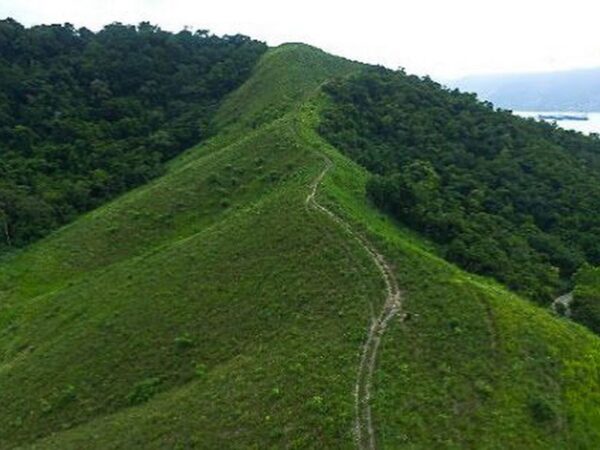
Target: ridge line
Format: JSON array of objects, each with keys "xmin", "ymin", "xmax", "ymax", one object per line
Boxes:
[{"xmin": 306, "ymin": 154, "xmax": 404, "ymax": 450}]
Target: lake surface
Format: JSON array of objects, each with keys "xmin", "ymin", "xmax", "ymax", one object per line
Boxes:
[{"xmin": 514, "ymin": 111, "xmax": 600, "ymax": 135}]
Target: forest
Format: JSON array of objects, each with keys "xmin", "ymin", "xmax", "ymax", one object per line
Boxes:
[
  {"xmin": 319, "ymin": 67, "xmax": 600, "ymax": 303},
  {"xmin": 572, "ymin": 265, "xmax": 600, "ymax": 333},
  {"xmin": 0, "ymin": 19, "xmax": 266, "ymax": 250}
]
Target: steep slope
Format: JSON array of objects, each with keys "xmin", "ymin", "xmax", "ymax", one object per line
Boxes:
[
  {"xmin": 302, "ymin": 103, "xmax": 600, "ymax": 449},
  {"xmin": 318, "ymin": 68, "xmax": 600, "ymax": 303},
  {"xmin": 0, "ymin": 20, "xmax": 267, "ymax": 251},
  {"xmin": 1, "ymin": 44, "xmax": 600, "ymax": 450},
  {"xmin": 1, "ymin": 44, "xmax": 371, "ymax": 449}
]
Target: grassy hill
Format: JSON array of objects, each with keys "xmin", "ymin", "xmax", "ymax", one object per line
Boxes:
[{"xmin": 2, "ymin": 43, "xmax": 600, "ymax": 449}]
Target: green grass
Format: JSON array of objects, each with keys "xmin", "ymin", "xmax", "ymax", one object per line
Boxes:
[
  {"xmin": 1, "ymin": 122, "xmax": 380, "ymax": 447},
  {"xmin": 298, "ymin": 97, "xmax": 600, "ymax": 448},
  {"xmin": 215, "ymin": 43, "xmax": 360, "ymax": 132},
  {"xmin": 1, "ymin": 43, "xmax": 600, "ymax": 449}
]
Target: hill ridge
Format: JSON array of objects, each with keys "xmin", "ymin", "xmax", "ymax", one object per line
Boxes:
[
  {"xmin": 2, "ymin": 43, "xmax": 600, "ymax": 449},
  {"xmin": 307, "ymin": 152, "xmax": 403, "ymax": 449}
]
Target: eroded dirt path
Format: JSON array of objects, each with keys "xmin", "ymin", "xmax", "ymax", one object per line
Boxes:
[
  {"xmin": 307, "ymin": 155, "xmax": 403, "ymax": 450},
  {"xmin": 552, "ymin": 292, "xmax": 573, "ymax": 317}
]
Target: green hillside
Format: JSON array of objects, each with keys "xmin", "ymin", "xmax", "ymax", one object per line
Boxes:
[
  {"xmin": 572, "ymin": 265, "xmax": 600, "ymax": 334},
  {"xmin": 318, "ymin": 67, "xmax": 600, "ymax": 303},
  {"xmin": 0, "ymin": 19, "xmax": 266, "ymax": 250},
  {"xmin": 2, "ymin": 43, "xmax": 600, "ymax": 449}
]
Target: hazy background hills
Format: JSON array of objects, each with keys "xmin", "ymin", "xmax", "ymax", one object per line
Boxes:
[{"xmin": 453, "ymin": 67, "xmax": 600, "ymax": 111}]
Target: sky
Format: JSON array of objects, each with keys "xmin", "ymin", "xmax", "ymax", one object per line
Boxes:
[{"xmin": 2, "ymin": 0, "xmax": 600, "ymax": 79}]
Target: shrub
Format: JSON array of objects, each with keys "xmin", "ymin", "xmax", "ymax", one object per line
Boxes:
[
  {"xmin": 529, "ymin": 396, "xmax": 556, "ymax": 424},
  {"xmin": 207, "ymin": 173, "xmax": 220, "ymax": 185},
  {"xmin": 40, "ymin": 384, "xmax": 78, "ymax": 414},
  {"xmin": 174, "ymin": 334, "xmax": 194, "ymax": 350},
  {"xmin": 555, "ymin": 302, "xmax": 567, "ymax": 317},
  {"xmin": 195, "ymin": 363, "xmax": 207, "ymax": 378},
  {"xmin": 127, "ymin": 377, "xmax": 161, "ymax": 405},
  {"xmin": 474, "ymin": 379, "xmax": 493, "ymax": 398}
]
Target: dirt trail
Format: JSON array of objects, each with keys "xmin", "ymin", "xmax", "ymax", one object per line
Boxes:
[
  {"xmin": 307, "ymin": 155, "xmax": 403, "ymax": 450},
  {"xmin": 552, "ymin": 292, "xmax": 573, "ymax": 317}
]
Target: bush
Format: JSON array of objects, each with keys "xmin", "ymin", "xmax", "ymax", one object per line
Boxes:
[
  {"xmin": 571, "ymin": 265, "xmax": 600, "ymax": 333},
  {"xmin": 40, "ymin": 385, "xmax": 77, "ymax": 414},
  {"xmin": 195, "ymin": 363, "xmax": 207, "ymax": 378},
  {"xmin": 127, "ymin": 377, "xmax": 162, "ymax": 405},
  {"xmin": 554, "ymin": 302, "xmax": 567, "ymax": 317},
  {"xmin": 174, "ymin": 334, "xmax": 194, "ymax": 350},
  {"xmin": 529, "ymin": 397, "xmax": 556, "ymax": 424},
  {"xmin": 207, "ymin": 173, "xmax": 220, "ymax": 185}
]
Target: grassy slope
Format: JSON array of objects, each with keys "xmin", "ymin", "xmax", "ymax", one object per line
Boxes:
[
  {"xmin": 0, "ymin": 44, "xmax": 599, "ymax": 449},
  {"xmin": 299, "ymin": 101, "xmax": 600, "ymax": 448},
  {"xmin": 1, "ymin": 44, "xmax": 373, "ymax": 449}
]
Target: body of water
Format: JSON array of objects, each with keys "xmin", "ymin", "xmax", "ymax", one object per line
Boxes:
[{"xmin": 514, "ymin": 111, "xmax": 600, "ymax": 135}]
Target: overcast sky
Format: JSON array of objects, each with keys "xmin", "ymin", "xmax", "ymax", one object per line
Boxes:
[{"xmin": 2, "ymin": 0, "xmax": 599, "ymax": 79}]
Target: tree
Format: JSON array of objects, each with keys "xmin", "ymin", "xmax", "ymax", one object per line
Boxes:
[
  {"xmin": 320, "ymin": 66, "xmax": 600, "ymax": 302},
  {"xmin": 0, "ymin": 209, "xmax": 11, "ymax": 247},
  {"xmin": 0, "ymin": 19, "xmax": 267, "ymax": 253}
]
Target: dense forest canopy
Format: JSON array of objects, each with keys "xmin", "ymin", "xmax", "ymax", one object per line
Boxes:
[
  {"xmin": 572, "ymin": 265, "xmax": 600, "ymax": 334},
  {"xmin": 319, "ymin": 67, "xmax": 600, "ymax": 303},
  {"xmin": 0, "ymin": 19, "xmax": 266, "ymax": 250}
]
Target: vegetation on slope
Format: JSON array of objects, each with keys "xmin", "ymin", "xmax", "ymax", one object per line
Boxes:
[
  {"xmin": 0, "ymin": 44, "xmax": 370, "ymax": 449},
  {"xmin": 1, "ymin": 126, "xmax": 379, "ymax": 447},
  {"xmin": 319, "ymin": 67, "xmax": 600, "ymax": 302},
  {"xmin": 0, "ymin": 19, "xmax": 266, "ymax": 250},
  {"xmin": 215, "ymin": 43, "xmax": 360, "ymax": 131},
  {"xmin": 572, "ymin": 265, "xmax": 600, "ymax": 334},
  {"xmin": 303, "ymin": 101, "xmax": 600, "ymax": 448},
  {"xmin": 1, "ymin": 42, "xmax": 600, "ymax": 450}
]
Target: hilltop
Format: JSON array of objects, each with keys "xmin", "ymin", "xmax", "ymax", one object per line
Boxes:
[{"xmin": 1, "ymin": 39, "xmax": 600, "ymax": 450}]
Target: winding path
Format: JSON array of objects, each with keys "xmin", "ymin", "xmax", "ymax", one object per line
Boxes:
[{"xmin": 306, "ymin": 155, "xmax": 404, "ymax": 450}]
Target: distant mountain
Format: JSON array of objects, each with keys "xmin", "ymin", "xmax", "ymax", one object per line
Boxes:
[{"xmin": 453, "ymin": 67, "xmax": 600, "ymax": 111}]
